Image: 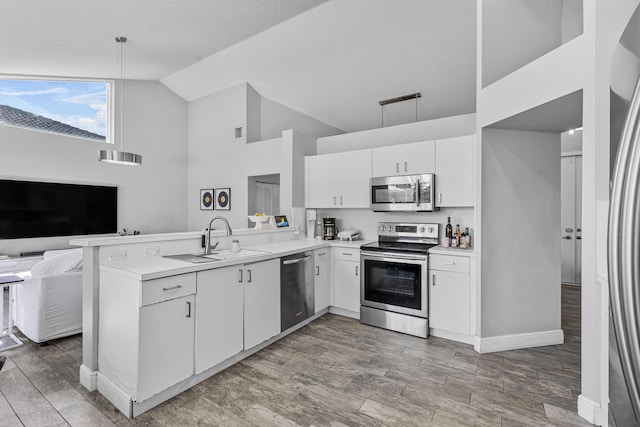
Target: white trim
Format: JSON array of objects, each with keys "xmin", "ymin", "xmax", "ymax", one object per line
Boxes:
[
  {"xmin": 430, "ymin": 328, "xmax": 474, "ymax": 345},
  {"xmin": 329, "ymin": 306, "xmax": 360, "ymax": 319},
  {"xmin": 577, "ymin": 394, "xmax": 605, "ymax": 426},
  {"xmin": 473, "ymin": 329, "xmax": 564, "ymax": 353},
  {"xmin": 79, "ymin": 364, "xmax": 98, "ymax": 391},
  {"xmin": 97, "ymin": 372, "xmax": 133, "ymax": 418}
]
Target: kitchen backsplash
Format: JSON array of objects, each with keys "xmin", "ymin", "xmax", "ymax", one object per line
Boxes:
[{"xmin": 314, "ymin": 207, "xmax": 474, "ymax": 242}]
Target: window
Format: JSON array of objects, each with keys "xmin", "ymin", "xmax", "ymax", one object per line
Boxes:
[{"xmin": 0, "ymin": 78, "xmax": 111, "ymax": 142}]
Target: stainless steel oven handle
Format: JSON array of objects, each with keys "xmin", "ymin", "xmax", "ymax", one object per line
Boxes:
[
  {"xmin": 361, "ymin": 251, "xmax": 427, "ymax": 262},
  {"xmin": 415, "ymin": 179, "xmax": 421, "ymax": 207}
]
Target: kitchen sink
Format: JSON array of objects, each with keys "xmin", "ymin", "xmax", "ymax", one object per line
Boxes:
[
  {"xmin": 163, "ymin": 254, "xmax": 224, "ymax": 263},
  {"xmin": 163, "ymin": 249, "xmax": 269, "ymax": 264}
]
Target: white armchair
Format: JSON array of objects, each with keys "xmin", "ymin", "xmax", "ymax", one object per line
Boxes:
[{"xmin": 13, "ymin": 248, "xmax": 83, "ymax": 344}]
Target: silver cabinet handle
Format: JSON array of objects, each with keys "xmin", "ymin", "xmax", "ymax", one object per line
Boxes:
[
  {"xmin": 162, "ymin": 285, "xmax": 182, "ymax": 291},
  {"xmin": 355, "ymin": 265, "xmax": 359, "ymax": 276},
  {"xmin": 576, "ymin": 236, "xmax": 582, "ymax": 240},
  {"xmin": 247, "ymin": 269, "xmax": 252, "ymax": 283},
  {"xmin": 438, "ymin": 193, "xmax": 442, "ymax": 204},
  {"xmin": 333, "ymin": 196, "xmax": 337, "ymax": 206},
  {"xmin": 404, "ymin": 161, "xmax": 408, "ymax": 172},
  {"xmin": 565, "ymin": 227, "xmax": 574, "ymax": 232},
  {"xmin": 238, "ymin": 269, "xmax": 243, "ymax": 283},
  {"xmin": 442, "ymin": 262, "xmax": 456, "ymax": 265},
  {"xmin": 563, "ymin": 236, "xmax": 572, "ymax": 240},
  {"xmin": 342, "ymin": 252, "xmax": 352, "ymax": 256},
  {"xmin": 396, "ymin": 162, "xmax": 399, "ymax": 173},
  {"xmin": 316, "ymin": 266, "xmax": 320, "ymax": 276},
  {"xmin": 432, "ymin": 274, "xmax": 436, "ymax": 286},
  {"xmin": 577, "ymin": 228, "xmax": 582, "ymax": 232},
  {"xmin": 340, "ymin": 196, "xmax": 343, "ymax": 205},
  {"xmin": 186, "ymin": 301, "xmax": 191, "ymax": 318}
]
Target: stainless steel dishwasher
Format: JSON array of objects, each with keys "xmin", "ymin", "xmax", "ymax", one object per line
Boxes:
[{"xmin": 281, "ymin": 252, "xmax": 314, "ymax": 332}]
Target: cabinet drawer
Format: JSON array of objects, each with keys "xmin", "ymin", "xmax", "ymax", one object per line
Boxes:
[
  {"xmin": 141, "ymin": 273, "xmax": 196, "ymax": 307},
  {"xmin": 429, "ymin": 254, "xmax": 469, "ymax": 274},
  {"xmin": 333, "ymin": 248, "xmax": 360, "ymax": 261}
]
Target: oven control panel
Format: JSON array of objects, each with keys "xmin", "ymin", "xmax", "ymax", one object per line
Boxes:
[{"xmin": 377, "ymin": 222, "xmax": 438, "ymax": 239}]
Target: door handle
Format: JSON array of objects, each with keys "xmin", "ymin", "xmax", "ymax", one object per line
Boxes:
[
  {"xmin": 577, "ymin": 228, "xmax": 582, "ymax": 232},
  {"xmin": 563, "ymin": 236, "xmax": 572, "ymax": 240},
  {"xmin": 238, "ymin": 269, "xmax": 243, "ymax": 283},
  {"xmin": 355, "ymin": 265, "xmax": 359, "ymax": 276},
  {"xmin": 186, "ymin": 301, "xmax": 191, "ymax": 318},
  {"xmin": 396, "ymin": 162, "xmax": 399, "ymax": 173},
  {"xmin": 565, "ymin": 227, "xmax": 574, "ymax": 233},
  {"xmin": 340, "ymin": 196, "xmax": 343, "ymax": 205},
  {"xmin": 438, "ymin": 193, "xmax": 442, "ymax": 204},
  {"xmin": 316, "ymin": 265, "xmax": 320, "ymax": 276},
  {"xmin": 247, "ymin": 269, "xmax": 252, "ymax": 283},
  {"xmin": 432, "ymin": 274, "xmax": 436, "ymax": 286},
  {"xmin": 162, "ymin": 285, "xmax": 182, "ymax": 291},
  {"xmin": 576, "ymin": 236, "xmax": 582, "ymax": 240},
  {"xmin": 333, "ymin": 196, "xmax": 337, "ymax": 206},
  {"xmin": 404, "ymin": 162, "xmax": 408, "ymax": 172}
]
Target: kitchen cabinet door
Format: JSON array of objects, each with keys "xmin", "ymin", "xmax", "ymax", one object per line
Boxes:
[
  {"xmin": 314, "ymin": 249, "xmax": 330, "ymax": 313},
  {"xmin": 138, "ymin": 295, "xmax": 195, "ymax": 401},
  {"xmin": 195, "ymin": 267, "xmax": 243, "ymax": 374},
  {"xmin": 435, "ymin": 135, "xmax": 474, "ymax": 207},
  {"xmin": 429, "ymin": 270, "xmax": 469, "ymax": 335},
  {"xmin": 307, "ymin": 154, "xmax": 339, "ymax": 208},
  {"xmin": 338, "ymin": 149, "xmax": 372, "ymax": 208},
  {"xmin": 403, "ymin": 140, "xmax": 435, "ymax": 175},
  {"xmin": 333, "ymin": 259, "xmax": 360, "ymax": 313},
  {"xmin": 372, "ymin": 145, "xmax": 403, "ymax": 177},
  {"xmin": 372, "ymin": 140, "xmax": 435, "ymax": 177},
  {"xmin": 243, "ymin": 259, "xmax": 281, "ymax": 350}
]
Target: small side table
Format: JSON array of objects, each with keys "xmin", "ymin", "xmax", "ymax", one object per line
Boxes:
[{"xmin": 0, "ymin": 274, "xmax": 24, "ymax": 351}]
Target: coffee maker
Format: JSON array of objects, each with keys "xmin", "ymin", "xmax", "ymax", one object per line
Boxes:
[{"xmin": 323, "ymin": 218, "xmax": 338, "ymax": 240}]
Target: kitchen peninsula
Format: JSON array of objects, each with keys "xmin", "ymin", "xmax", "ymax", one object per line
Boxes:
[{"xmin": 70, "ymin": 228, "xmax": 365, "ymax": 418}]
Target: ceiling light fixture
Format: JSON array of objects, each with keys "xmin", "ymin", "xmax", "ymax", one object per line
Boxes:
[
  {"xmin": 379, "ymin": 92, "xmax": 422, "ymax": 128},
  {"xmin": 99, "ymin": 36, "xmax": 142, "ymax": 166}
]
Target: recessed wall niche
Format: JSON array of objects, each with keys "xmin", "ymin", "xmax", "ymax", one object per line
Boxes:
[{"xmin": 247, "ymin": 174, "xmax": 280, "ymax": 227}]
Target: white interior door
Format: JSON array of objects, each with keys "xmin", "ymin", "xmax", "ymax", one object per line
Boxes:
[{"xmin": 560, "ymin": 155, "xmax": 582, "ymax": 284}]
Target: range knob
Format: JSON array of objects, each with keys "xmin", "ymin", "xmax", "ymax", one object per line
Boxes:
[
  {"xmin": 380, "ymin": 225, "xmax": 386, "ymax": 232},
  {"xmin": 420, "ymin": 226, "xmax": 426, "ymax": 233},
  {"xmin": 428, "ymin": 226, "xmax": 434, "ymax": 233}
]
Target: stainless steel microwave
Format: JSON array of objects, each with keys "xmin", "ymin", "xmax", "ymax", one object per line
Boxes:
[{"xmin": 370, "ymin": 174, "xmax": 436, "ymax": 212}]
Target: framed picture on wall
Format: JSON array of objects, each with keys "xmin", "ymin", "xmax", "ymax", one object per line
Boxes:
[
  {"xmin": 200, "ymin": 189, "xmax": 214, "ymax": 210},
  {"xmin": 215, "ymin": 188, "xmax": 231, "ymax": 210}
]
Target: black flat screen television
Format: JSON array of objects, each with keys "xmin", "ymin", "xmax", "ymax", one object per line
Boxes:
[{"xmin": 0, "ymin": 179, "xmax": 117, "ymax": 239}]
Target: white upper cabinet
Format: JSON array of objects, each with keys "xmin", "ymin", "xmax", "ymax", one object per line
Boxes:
[
  {"xmin": 435, "ymin": 135, "xmax": 474, "ymax": 208},
  {"xmin": 306, "ymin": 149, "xmax": 372, "ymax": 209},
  {"xmin": 372, "ymin": 140, "xmax": 435, "ymax": 177}
]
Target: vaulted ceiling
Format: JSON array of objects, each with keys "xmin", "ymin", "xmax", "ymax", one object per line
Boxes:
[{"xmin": 1, "ymin": 0, "xmax": 477, "ymax": 132}]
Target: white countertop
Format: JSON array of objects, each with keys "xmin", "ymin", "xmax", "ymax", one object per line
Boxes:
[
  {"xmin": 99, "ymin": 238, "xmax": 372, "ymax": 281},
  {"xmin": 428, "ymin": 246, "xmax": 475, "ymax": 256}
]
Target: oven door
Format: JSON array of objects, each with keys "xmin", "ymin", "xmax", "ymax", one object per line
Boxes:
[{"xmin": 360, "ymin": 251, "xmax": 428, "ymax": 318}]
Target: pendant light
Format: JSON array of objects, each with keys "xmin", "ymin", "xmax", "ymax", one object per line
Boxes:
[{"xmin": 99, "ymin": 36, "xmax": 142, "ymax": 166}]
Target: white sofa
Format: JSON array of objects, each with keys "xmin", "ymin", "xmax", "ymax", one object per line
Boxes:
[{"xmin": 14, "ymin": 249, "xmax": 83, "ymax": 344}]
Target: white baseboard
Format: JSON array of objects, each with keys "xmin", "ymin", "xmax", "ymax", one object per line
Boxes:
[
  {"xmin": 578, "ymin": 394, "xmax": 605, "ymax": 426},
  {"xmin": 97, "ymin": 372, "xmax": 133, "ymax": 418},
  {"xmin": 430, "ymin": 328, "xmax": 474, "ymax": 345},
  {"xmin": 329, "ymin": 306, "xmax": 360, "ymax": 319},
  {"xmin": 473, "ymin": 329, "xmax": 564, "ymax": 353},
  {"xmin": 79, "ymin": 364, "xmax": 98, "ymax": 391}
]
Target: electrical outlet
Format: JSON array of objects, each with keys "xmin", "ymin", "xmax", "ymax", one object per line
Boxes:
[
  {"xmin": 145, "ymin": 247, "xmax": 160, "ymax": 257},
  {"xmin": 110, "ymin": 250, "xmax": 127, "ymax": 261}
]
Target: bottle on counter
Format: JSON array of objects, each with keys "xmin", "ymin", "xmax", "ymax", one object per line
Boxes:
[
  {"xmin": 455, "ymin": 224, "xmax": 462, "ymax": 248},
  {"xmin": 444, "ymin": 217, "xmax": 452, "ymax": 247},
  {"xmin": 465, "ymin": 227, "xmax": 471, "ymax": 248},
  {"xmin": 460, "ymin": 228, "xmax": 468, "ymax": 249}
]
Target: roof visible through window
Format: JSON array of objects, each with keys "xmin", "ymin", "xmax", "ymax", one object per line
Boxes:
[{"xmin": 0, "ymin": 78, "xmax": 110, "ymax": 142}]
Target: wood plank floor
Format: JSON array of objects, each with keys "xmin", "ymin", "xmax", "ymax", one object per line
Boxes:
[{"xmin": 0, "ymin": 285, "xmax": 591, "ymax": 426}]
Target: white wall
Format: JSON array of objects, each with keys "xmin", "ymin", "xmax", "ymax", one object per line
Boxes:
[
  {"xmin": 561, "ymin": 129, "xmax": 583, "ymax": 153},
  {"xmin": 481, "ymin": 129, "xmax": 561, "ymax": 337},
  {"xmin": 0, "ymin": 80, "xmax": 188, "ymax": 256}
]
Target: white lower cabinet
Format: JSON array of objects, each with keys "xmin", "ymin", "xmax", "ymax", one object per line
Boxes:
[
  {"xmin": 195, "ymin": 267, "xmax": 243, "ymax": 374},
  {"xmin": 138, "ymin": 295, "xmax": 195, "ymax": 401},
  {"xmin": 314, "ymin": 249, "xmax": 330, "ymax": 313},
  {"xmin": 242, "ymin": 259, "xmax": 281, "ymax": 350},
  {"xmin": 333, "ymin": 248, "xmax": 361, "ymax": 314},
  {"xmin": 428, "ymin": 254, "xmax": 470, "ymax": 335}
]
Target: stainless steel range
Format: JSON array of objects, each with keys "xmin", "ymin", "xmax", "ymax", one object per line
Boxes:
[{"xmin": 360, "ymin": 222, "xmax": 439, "ymax": 338}]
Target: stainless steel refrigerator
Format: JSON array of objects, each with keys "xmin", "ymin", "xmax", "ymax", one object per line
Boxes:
[{"xmin": 609, "ymin": 6, "xmax": 640, "ymax": 426}]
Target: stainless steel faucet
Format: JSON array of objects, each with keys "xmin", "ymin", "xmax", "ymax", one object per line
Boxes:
[{"xmin": 205, "ymin": 216, "xmax": 233, "ymax": 255}]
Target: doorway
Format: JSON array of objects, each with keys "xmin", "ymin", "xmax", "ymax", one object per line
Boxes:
[{"xmin": 561, "ymin": 151, "xmax": 582, "ymax": 285}]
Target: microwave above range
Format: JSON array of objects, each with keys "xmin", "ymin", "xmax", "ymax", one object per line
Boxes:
[{"xmin": 370, "ymin": 174, "xmax": 436, "ymax": 212}]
